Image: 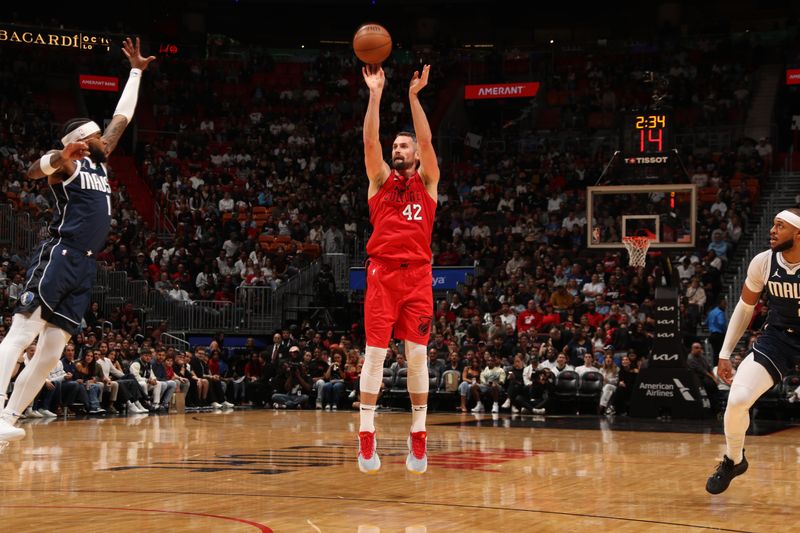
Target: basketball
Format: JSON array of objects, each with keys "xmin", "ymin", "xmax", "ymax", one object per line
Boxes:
[{"xmin": 353, "ymin": 23, "xmax": 392, "ymax": 65}]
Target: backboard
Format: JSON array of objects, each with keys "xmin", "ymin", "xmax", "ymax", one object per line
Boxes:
[{"xmin": 587, "ymin": 184, "xmax": 697, "ymax": 249}]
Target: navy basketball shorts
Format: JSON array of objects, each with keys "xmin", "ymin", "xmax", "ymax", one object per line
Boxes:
[
  {"xmin": 16, "ymin": 239, "xmax": 97, "ymax": 335},
  {"xmin": 749, "ymin": 326, "xmax": 800, "ymax": 384}
]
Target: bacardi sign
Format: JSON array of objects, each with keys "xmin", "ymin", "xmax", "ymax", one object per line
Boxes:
[{"xmin": 0, "ymin": 25, "xmax": 110, "ymax": 51}]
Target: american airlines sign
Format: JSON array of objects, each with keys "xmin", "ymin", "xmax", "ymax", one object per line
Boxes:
[{"xmin": 464, "ymin": 82, "xmax": 540, "ymax": 100}]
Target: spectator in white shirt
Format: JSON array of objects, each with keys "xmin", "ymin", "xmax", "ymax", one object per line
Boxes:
[
  {"xmin": 218, "ymin": 192, "xmax": 234, "ymax": 213},
  {"xmin": 574, "ymin": 353, "xmax": 598, "ymax": 376},
  {"xmin": 167, "ymin": 281, "xmax": 191, "ymax": 303},
  {"xmin": 581, "ymin": 273, "xmax": 606, "ymax": 303}
]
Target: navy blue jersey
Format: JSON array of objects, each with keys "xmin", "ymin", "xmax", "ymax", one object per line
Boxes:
[
  {"xmin": 763, "ymin": 251, "xmax": 800, "ymax": 329},
  {"xmin": 48, "ymin": 157, "xmax": 112, "ymax": 254},
  {"xmin": 743, "ymin": 249, "xmax": 800, "ymax": 383}
]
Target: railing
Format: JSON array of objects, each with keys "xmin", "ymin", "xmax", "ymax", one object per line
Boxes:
[
  {"xmin": 161, "ymin": 332, "xmax": 190, "ymax": 351},
  {"xmin": 324, "ymin": 253, "xmax": 349, "ymax": 293},
  {"xmin": 153, "ymin": 202, "xmax": 176, "ymax": 235},
  {"xmin": 727, "ymin": 194, "xmax": 777, "ymax": 316},
  {"xmin": 0, "ymin": 204, "xmax": 48, "ymax": 255}
]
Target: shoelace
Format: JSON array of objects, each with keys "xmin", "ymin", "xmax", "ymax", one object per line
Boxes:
[
  {"xmin": 410, "ymin": 431, "xmax": 427, "ymax": 460},
  {"xmin": 713, "ymin": 459, "xmax": 732, "ymax": 477},
  {"xmin": 359, "ymin": 432, "xmax": 375, "ymax": 459}
]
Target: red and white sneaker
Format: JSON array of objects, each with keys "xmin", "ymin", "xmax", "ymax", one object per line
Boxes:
[
  {"xmin": 406, "ymin": 431, "xmax": 428, "ymax": 474},
  {"xmin": 357, "ymin": 431, "xmax": 381, "ymax": 474}
]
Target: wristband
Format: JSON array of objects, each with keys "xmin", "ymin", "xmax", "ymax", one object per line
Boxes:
[{"xmin": 40, "ymin": 153, "xmax": 58, "ymax": 175}]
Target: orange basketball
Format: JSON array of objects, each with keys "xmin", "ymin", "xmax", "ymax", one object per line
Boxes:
[{"xmin": 353, "ymin": 23, "xmax": 392, "ymax": 65}]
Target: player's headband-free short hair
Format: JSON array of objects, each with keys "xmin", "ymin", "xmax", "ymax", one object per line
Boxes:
[
  {"xmin": 395, "ymin": 131, "xmax": 417, "ymax": 142},
  {"xmin": 61, "ymin": 120, "xmax": 100, "ymax": 147}
]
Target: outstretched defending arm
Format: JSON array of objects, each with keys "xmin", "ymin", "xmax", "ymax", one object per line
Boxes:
[
  {"xmin": 102, "ymin": 37, "xmax": 156, "ymax": 157},
  {"xmin": 408, "ymin": 64, "xmax": 440, "ymax": 194},
  {"xmin": 362, "ymin": 65, "xmax": 390, "ymax": 197},
  {"xmin": 716, "ymin": 252, "xmax": 767, "ymax": 383}
]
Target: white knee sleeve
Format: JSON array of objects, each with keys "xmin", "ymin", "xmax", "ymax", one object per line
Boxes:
[
  {"xmin": 360, "ymin": 345, "xmax": 386, "ymax": 395},
  {"xmin": 4, "ymin": 324, "xmax": 70, "ymax": 418},
  {"xmin": 0, "ymin": 308, "xmax": 46, "ymax": 405},
  {"xmin": 405, "ymin": 340, "xmax": 429, "ymax": 394},
  {"xmin": 724, "ymin": 353, "xmax": 774, "ymax": 463}
]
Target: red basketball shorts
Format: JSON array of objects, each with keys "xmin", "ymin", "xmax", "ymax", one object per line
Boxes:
[{"xmin": 364, "ymin": 259, "xmax": 433, "ymax": 348}]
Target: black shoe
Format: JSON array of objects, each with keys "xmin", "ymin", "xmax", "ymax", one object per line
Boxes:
[{"xmin": 706, "ymin": 451, "xmax": 748, "ymax": 494}]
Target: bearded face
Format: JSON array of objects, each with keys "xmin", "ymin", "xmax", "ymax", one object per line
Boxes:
[
  {"xmin": 391, "ymin": 135, "xmax": 418, "ymax": 171},
  {"xmin": 87, "ymin": 139, "xmax": 107, "ymax": 163}
]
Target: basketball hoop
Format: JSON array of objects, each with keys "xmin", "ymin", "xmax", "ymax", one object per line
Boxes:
[{"xmin": 622, "ymin": 236, "xmax": 652, "ymax": 268}]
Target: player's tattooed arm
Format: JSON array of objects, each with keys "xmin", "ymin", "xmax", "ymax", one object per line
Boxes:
[
  {"xmin": 101, "ymin": 115, "xmax": 128, "ymax": 156},
  {"xmin": 27, "ymin": 145, "xmax": 86, "ymax": 180}
]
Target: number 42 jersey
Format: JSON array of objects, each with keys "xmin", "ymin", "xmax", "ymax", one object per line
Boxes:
[{"xmin": 366, "ymin": 170, "xmax": 436, "ymax": 264}]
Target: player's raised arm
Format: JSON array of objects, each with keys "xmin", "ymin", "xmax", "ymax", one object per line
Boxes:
[
  {"xmin": 102, "ymin": 37, "xmax": 156, "ymax": 157},
  {"xmin": 26, "ymin": 143, "xmax": 89, "ymax": 181},
  {"xmin": 408, "ymin": 64, "xmax": 440, "ymax": 191},
  {"xmin": 362, "ymin": 65, "xmax": 390, "ymax": 194}
]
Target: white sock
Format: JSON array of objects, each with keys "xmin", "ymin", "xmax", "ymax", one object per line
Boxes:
[
  {"xmin": 0, "ymin": 308, "xmax": 46, "ymax": 410},
  {"xmin": 411, "ymin": 404, "xmax": 427, "ymax": 433},
  {"xmin": 360, "ymin": 404, "xmax": 376, "ymax": 433},
  {"xmin": 4, "ymin": 324, "xmax": 69, "ymax": 422},
  {"xmin": 724, "ymin": 354, "xmax": 774, "ymax": 464}
]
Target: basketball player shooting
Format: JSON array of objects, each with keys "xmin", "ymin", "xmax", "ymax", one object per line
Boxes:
[
  {"xmin": 357, "ymin": 64, "xmax": 439, "ymax": 474},
  {"xmin": 0, "ymin": 38, "xmax": 154, "ymax": 442},
  {"xmin": 706, "ymin": 208, "xmax": 800, "ymax": 493}
]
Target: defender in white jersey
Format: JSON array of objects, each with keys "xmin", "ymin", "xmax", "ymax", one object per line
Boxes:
[
  {"xmin": 706, "ymin": 208, "xmax": 800, "ymax": 493},
  {"xmin": 0, "ymin": 38, "xmax": 154, "ymax": 442}
]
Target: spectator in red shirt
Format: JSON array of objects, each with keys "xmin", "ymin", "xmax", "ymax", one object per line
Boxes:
[
  {"xmin": 435, "ymin": 244, "xmax": 461, "ymax": 266},
  {"xmin": 517, "ymin": 299, "xmax": 543, "ymax": 334},
  {"xmin": 582, "ymin": 301, "xmax": 605, "ymax": 328},
  {"xmin": 434, "ymin": 300, "xmax": 456, "ymax": 325}
]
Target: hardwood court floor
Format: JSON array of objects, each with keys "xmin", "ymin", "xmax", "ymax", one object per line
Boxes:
[{"xmin": 0, "ymin": 410, "xmax": 798, "ymax": 532}]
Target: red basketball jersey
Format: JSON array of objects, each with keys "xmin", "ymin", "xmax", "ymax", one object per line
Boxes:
[{"xmin": 367, "ymin": 170, "xmax": 437, "ymax": 263}]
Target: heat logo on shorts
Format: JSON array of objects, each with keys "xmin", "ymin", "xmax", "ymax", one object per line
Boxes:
[{"xmin": 417, "ymin": 316, "xmax": 433, "ymax": 336}]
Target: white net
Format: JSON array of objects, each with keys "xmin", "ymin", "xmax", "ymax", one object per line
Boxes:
[{"xmin": 622, "ymin": 236, "xmax": 651, "ymax": 268}]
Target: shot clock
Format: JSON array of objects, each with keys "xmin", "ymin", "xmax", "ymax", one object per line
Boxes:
[{"xmin": 624, "ymin": 113, "xmax": 671, "ymax": 155}]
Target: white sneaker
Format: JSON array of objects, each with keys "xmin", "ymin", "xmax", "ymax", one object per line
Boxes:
[
  {"xmin": 316, "ymin": 402, "xmax": 323, "ymax": 410},
  {"xmin": 0, "ymin": 417, "xmax": 25, "ymax": 441},
  {"xmin": 25, "ymin": 407, "xmax": 43, "ymax": 418},
  {"xmin": 211, "ymin": 402, "xmax": 223, "ymax": 409},
  {"xmin": 89, "ymin": 407, "xmax": 106, "ymax": 414},
  {"xmin": 501, "ymin": 398, "xmax": 511, "ymax": 409},
  {"xmin": 788, "ymin": 391, "xmax": 799, "ymax": 404},
  {"xmin": 532, "ymin": 408, "xmax": 546, "ymax": 415},
  {"xmin": 221, "ymin": 401, "xmax": 234, "ymax": 409},
  {"xmin": 511, "ymin": 405, "xmax": 520, "ymax": 414},
  {"xmin": 332, "ymin": 405, "xmax": 338, "ymax": 411},
  {"xmin": 325, "ymin": 405, "xmax": 331, "ymax": 411},
  {"xmin": 491, "ymin": 402, "xmax": 499, "ymax": 413},
  {"xmin": 127, "ymin": 401, "xmax": 146, "ymax": 414},
  {"xmin": 470, "ymin": 403, "xmax": 484, "ymax": 413},
  {"xmin": 134, "ymin": 401, "xmax": 147, "ymax": 412},
  {"xmin": 39, "ymin": 409, "xmax": 57, "ymax": 418}
]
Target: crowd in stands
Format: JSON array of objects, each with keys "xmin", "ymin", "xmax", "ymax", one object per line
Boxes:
[{"xmin": 0, "ymin": 32, "xmax": 796, "ymax": 419}]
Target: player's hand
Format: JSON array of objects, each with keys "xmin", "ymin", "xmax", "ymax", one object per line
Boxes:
[
  {"xmin": 717, "ymin": 358, "xmax": 733, "ymax": 385},
  {"xmin": 122, "ymin": 37, "xmax": 156, "ymax": 71},
  {"xmin": 61, "ymin": 142, "xmax": 89, "ymax": 161},
  {"xmin": 409, "ymin": 64, "xmax": 430, "ymax": 97},
  {"xmin": 362, "ymin": 64, "xmax": 385, "ymax": 93}
]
